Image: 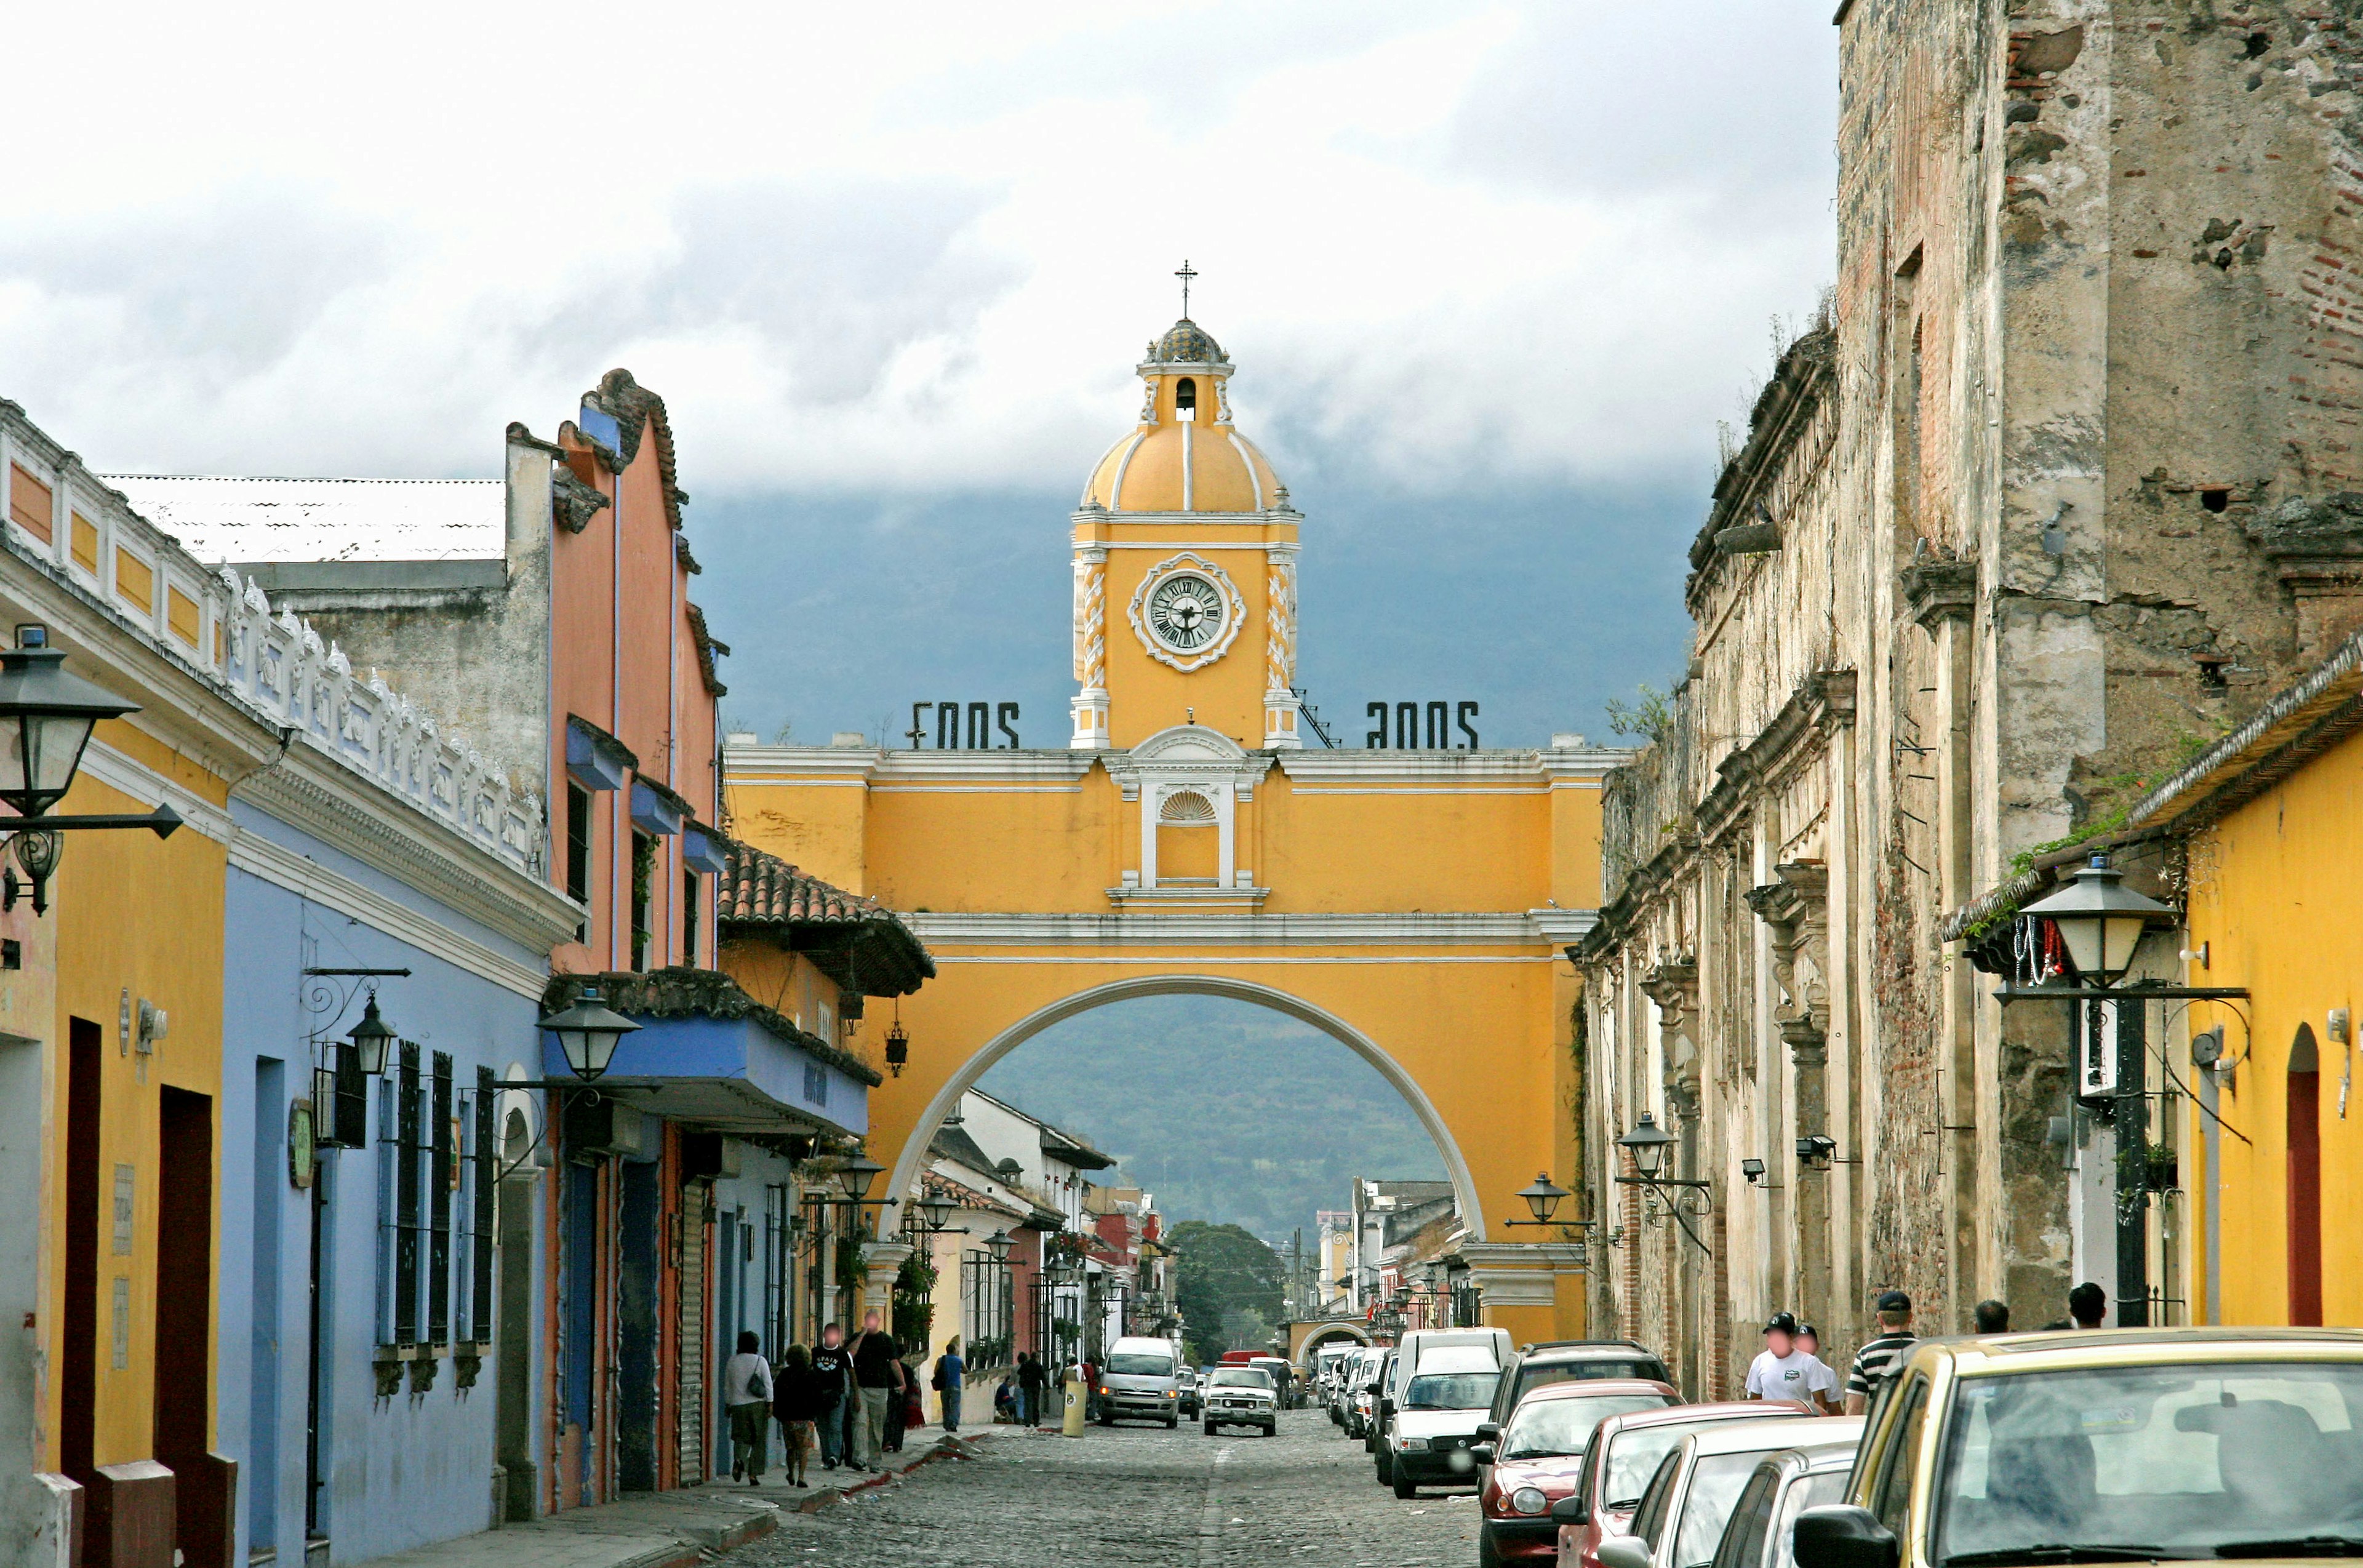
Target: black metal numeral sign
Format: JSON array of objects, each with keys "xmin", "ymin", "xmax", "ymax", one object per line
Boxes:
[
  {"xmin": 1365, "ymin": 700, "xmax": 1479, "ymax": 749},
  {"xmin": 908, "ymin": 702, "xmax": 1021, "ymax": 748}
]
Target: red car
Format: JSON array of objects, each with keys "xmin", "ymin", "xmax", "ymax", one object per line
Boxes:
[
  {"xmin": 1476, "ymin": 1378, "xmax": 1680, "ymax": 1568},
  {"xmin": 1551, "ymin": 1401, "xmax": 1807, "ymax": 1568}
]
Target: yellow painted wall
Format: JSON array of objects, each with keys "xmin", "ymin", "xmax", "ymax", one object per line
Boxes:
[
  {"xmin": 1255, "ymin": 776, "xmax": 1553, "ymax": 912},
  {"xmin": 867, "ymin": 784, "xmax": 1118, "ymax": 911},
  {"xmin": 2181, "ymin": 720, "xmax": 2363, "ymax": 1326},
  {"xmin": 844, "ymin": 946, "xmax": 1559, "ymax": 1238},
  {"xmin": 43, "ymin": 718, "xmax": 231, "ymax": 1468}
]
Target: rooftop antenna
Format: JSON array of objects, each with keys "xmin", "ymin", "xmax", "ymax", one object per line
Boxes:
[{"xmin": 1176, "ymin": 258, "xmax": 1197, "ymax": 319}]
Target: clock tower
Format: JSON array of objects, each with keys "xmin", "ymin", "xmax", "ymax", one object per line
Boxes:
[{"xmin": 1068, "ymin": 308, "xmax": 1303, "ymax": 750}]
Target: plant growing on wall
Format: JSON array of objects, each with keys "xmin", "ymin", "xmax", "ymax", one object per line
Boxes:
[{"xmin": 893, "ymin": 1251, "xmax": 937, "ymax": 1346}]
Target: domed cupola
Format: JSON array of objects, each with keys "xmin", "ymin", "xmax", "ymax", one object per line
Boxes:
[
  {"xmin": 1145, "ymin": 318, "xmax": 1229, "ymax": 368},
  {"xmin": 1081, "ymin": 312, "xmax": 1284, "ymax": 514}
]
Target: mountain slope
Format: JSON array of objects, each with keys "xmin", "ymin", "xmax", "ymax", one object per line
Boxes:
[{"xmin": 974, "ymin": 994, "xmax": 1446, "ymax": 1244}]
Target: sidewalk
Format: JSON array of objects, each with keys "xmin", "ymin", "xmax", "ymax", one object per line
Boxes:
[{"xmin": 354, "ymin": 1432, "xmax": 994, "ymax": 1568}]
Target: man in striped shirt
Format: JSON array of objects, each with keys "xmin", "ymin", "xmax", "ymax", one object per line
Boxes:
[{"xmin": 1843, "ymin": 1289, "xmax": 1917, "ymax": 1415}]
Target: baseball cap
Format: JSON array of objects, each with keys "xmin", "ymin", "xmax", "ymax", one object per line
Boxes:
[
  {"xmin": 1876, "ymin": 1289, "xmax": 1911, "ymax": 1312},
  {"xmin": 1797, "ymin": 1324, "xmax": 1820, "ymax": 1340},
  {"xmin": 1764, "ymin": 1311, "xmax": 1800, "ymax": 1335}
]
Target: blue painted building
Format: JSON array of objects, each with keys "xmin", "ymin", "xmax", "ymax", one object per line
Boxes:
[{"xmin": 203, "ymin": 606, "xmax": 578, "ymax": 1568}]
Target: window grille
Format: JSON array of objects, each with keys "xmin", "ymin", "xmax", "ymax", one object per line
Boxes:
[
  {"xmin": 430, "ymin": 1051, "xmax": 453, "ymax": 1345},
  {"xmin": 393, "ymin": 1042, "xmax": 422, "ymax": 1345},
  {"xmin": 471, "ymin": 1066, "xmax": 497, "ymax": 1342},
  {"xmin": 375, "ymin": 1075, "xmax": 396, "ymax": 1345},
  {"xmin": 630, "ymin": 832, "xmax": 655, "ymax": 970},
  {"xmin": 963, "ymin": 1254, "xmax": 1014, "ymax": 1368}
]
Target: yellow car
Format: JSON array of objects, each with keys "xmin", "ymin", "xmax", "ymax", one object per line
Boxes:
[{"xmin": 1794, "ymin": 1329, "xmax": 2363, "ymax": 1568}]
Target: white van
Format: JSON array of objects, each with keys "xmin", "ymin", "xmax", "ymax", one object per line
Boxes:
[
  {"xmin": 1375, "ymin": 1327, "xmax": 1513, "ymax": 1480},
  {"xmin": 1384, "ymin": 1326, "xmax": 1513, "ymax": 1410},
  {"xmin": 1096, "ymin": 1334, "xmax": 1182, "ymax": 1427}
]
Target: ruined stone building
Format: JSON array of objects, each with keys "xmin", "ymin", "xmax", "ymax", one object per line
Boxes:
[{"xmin": 1573, "ymin": 0, "xmax": 2363, "ymax": 1390}]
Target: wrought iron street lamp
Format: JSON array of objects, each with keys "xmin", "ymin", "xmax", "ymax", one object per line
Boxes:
[
  {"xmin": 0, "ymin": 625, "xmax": 183, "ymax": 914},
  {"xmin": 538, "ymin": 988, "xmax": 641, "ymax": 1081},
  {"xmin": 1504, "ymin": 1170, "xmax": 1573, "ymax": 1228},
  {"xmin": 0, "ymin": 625, "xmax": 137, "ymax": 818},
  {"xmin": 350, "ymin": 993, "xmax": 398, "ymax": 1077},
  {"xmin": 1615, "ymin": 1113, "xmax": 1714, "ymax": 1254},
  {"xmin": 841, "ymin": 1154, "xmax": 884, "ymax": 1203},
  {"xmin": 1618, "ymin": 1114, "xmax": 1677, "ymax": 1180},
  {"xmin": 985, "ymin": 1227, "xmax": 1014, "ymax": 1265},
  {"xmin": 2020, "ymin": 853, "xmax": 2173, "ymax": 987}
]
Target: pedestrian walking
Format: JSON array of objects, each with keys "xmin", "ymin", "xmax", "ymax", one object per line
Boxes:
[
  {"xmin": 1844, "ymin": 1289, "xmax": 1918, "ymax": 1415},
  {"xmin": 1794, "ymin": 1322, "xmax": 1841, "ymax": 1407},
  {"xmin": 772, "ymin": 1343, "xmax": 823, "ymax": 1489},
  {"xmin": 1018, "ymin": 1351, "xmax": 1048, "ymax": 1426},
  {"xmin": 722, "ymin": 1330, "xmax": 775, "ymax": 1485},
  {"xmin": 1973, "ymin": 1298, "xmax": 2011, "ymax": 1334},
  {"xmin": 934, "ymin": 1337, "xmax": 967, "ymax": 1433},
  {"xmin": 809, "ymin": 1324, "xmax": 851, "ymax": 1471},
  {"xmin": 900, "ymin": 1356, "xmax": 925, "ymax": 1439},
  {"xmin": 1745, "ymin": 1313, "xmax": 1839, "ymax": 1413},
  {"xmin": 848, "ymin": 1308, "xmax": 902, "ymax": 1469}
]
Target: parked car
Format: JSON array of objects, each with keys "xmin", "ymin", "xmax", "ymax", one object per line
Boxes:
[
  {"xmin": 1601, "ymin": 1419, "xmax": 1858, "ymax": 1568},
  {"xmin": 1490, "ymin": 1342, "xmax": 1676, "ymax": 1436},
  {"xmin": 1376, "ymin": 1328, "xmax": 1513, "ymax": 1484},
  {"xmin": 1383, "ymin": 1346, "xmax": 1506, "ymax": 1498},
  {"xmin": 1793, "ymin": 1328, "xmax": 2363, "ymax": 1568},
  {"xmin": 1250, "ymin": 1355, "xmax": 1298, "ymax": 1407},
  {"xmin": 1201, "ymin": 1364, "xmax": 1279, "ymax": 1436},
  {"xmin": 1345, "ymin": 1348, "xmax": 1385, "ymax": 1438},
  {"xmin": 1340, "ymin": 1346, "xmax": 1380, "ymax": 1430},
  {"xmin": 1357, "ymin": 1348, "xmax": 1397, "ymax": 1446},
  {"xmin": 1703, "ymin": 1442, "xmax": 1859, "ymax": 1568},
  {"xmin": 1473, "ymin": 1380, "xmax": 1681, "ymax": 1568},
  {"xmin": 1096, "ymin": 1335, "xmax": 1183, "ymax": 1428},
  {"xmin": 1549, "ymin": 1402, "xmax": 1809, "ymax": 1568},
  {"xmin": 1177, "ymin": 1366, "xmax": 1201, "ymax": 1418}
]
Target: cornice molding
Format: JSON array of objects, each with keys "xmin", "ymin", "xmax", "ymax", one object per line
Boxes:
[
  {"xmin": 1279, "ymin": 748, "xmax": 1625, "ymax": 783},
  {"xmin": 230, "ymin": 828, "xmax": 548, "ymax": 999},
  {"xmin": 902, "ymin": 910, "xmax": 1581, "ymax": 947},
  {"xmin": 79, "ymin": 740, "xmax": 234, "ymax": 842},
  {"xmin": 236, "ymin": 747, "xmax": 580, "ymax": 956}
]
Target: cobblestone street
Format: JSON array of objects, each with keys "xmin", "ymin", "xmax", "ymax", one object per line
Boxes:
[{"xmin": 735, "ymin": 1412, "xmax": 1481, "ymax": 1567}]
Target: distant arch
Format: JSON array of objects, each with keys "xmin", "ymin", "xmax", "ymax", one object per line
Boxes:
[
  {"xmin": 883, "ymin": 973, "xmax": 1483, "ymax": 1241},
  {"xmin": 1298, "ymin": 1321, "xmax": 1372, "ymax": 1361}
]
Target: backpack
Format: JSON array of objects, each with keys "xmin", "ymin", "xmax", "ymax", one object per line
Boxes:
[{"xmin": 931, "ymin": 1356, "xmax": 948, "ymax": 1391}]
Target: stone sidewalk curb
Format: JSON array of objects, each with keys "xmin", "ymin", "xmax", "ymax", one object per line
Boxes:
[{"xmin": 794, "ymin": 1430, "xmax": 997, "ymax": 1514}]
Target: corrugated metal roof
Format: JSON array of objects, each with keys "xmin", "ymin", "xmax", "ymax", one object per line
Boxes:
[{"xmin": 98, "ymin": 473, "xmax": 505, "ymax": 563}]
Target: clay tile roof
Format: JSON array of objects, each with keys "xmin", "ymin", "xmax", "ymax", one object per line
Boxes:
[
  {"xmin": 719, "ymin": 839, "xmax": 935, "ymax": 996},
  {"xmin": 540, "ymin": 966, "xmax": 882, "ymax": 1088}
]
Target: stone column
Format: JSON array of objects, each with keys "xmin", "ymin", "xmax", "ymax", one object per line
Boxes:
[
  {"xmin": 1746, "ymin": 863, "xmax": 1833, "ymax": 1332},
  {"xmin": 1905, "ymin": 555, "xmax": 1980, "ymax": 1318}
]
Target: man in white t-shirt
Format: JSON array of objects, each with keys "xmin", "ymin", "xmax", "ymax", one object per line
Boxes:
[{"xmin": 1743, "ymin": 1313, "xmax": 1839, "ymax": 1413}]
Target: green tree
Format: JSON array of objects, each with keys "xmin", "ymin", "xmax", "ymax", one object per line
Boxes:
[{"xmin": 1169, "ymin": 1220, "xmax": 1285, "ymax": 1365}]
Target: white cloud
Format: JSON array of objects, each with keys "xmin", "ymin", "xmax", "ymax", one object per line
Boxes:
[{"xmin": 0, "ymin": 1, "xmax": 1834, "ymax": 496}]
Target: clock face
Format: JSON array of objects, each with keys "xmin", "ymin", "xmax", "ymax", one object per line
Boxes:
[{"xmin": 1147, "ymin": 573, "xmax": 1226, "ymax": 652}]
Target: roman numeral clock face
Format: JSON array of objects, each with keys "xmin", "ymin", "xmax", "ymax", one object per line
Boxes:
[{"xmin": 1147, "ymin": 572, "xmax": 1225, "ymax": 652}]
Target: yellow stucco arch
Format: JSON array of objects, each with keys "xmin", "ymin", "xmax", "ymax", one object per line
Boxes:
[
  {"xmin": 721, "ymin": 310, "xmax": 1615, "ymax": 1341},
  {"xmin": 882, "ymin": 971, "xmax": 1486, "ymax": 1238}
]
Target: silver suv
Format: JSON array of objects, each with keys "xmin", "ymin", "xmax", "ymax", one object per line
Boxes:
[{"xmin": 1201, "ymin": 1366, "xmax": 1279, "ymax": 1437}]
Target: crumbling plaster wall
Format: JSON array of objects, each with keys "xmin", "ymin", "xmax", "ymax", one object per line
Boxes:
[{"xmin": 261, "ymin": 435, "xmax": 557, "ymax": 805}]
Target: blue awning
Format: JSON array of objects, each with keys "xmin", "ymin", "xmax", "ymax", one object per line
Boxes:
[{"xmin": 545, "ymin": 1009, "xmax": 867, "ymax": 1138}]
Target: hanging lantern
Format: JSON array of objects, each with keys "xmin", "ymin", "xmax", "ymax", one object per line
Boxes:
[{"xmin": 884, "ymin": 1017, "xmax": 909, "ymax": 1076}]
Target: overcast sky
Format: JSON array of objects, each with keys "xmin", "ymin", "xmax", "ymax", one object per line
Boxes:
[{"xmin": 1, "ymin": 2, "xmax": 1837, "ymax": 748}]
